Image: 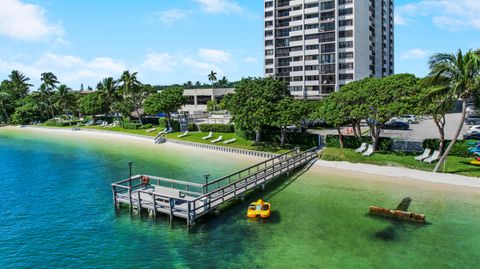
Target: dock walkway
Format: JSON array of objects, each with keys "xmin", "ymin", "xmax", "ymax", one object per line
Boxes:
[{"xmin": 111, "ymin": 147, "xmax": 317, "ymax": 226}]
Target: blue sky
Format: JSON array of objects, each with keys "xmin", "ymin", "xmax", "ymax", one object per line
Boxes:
[{"xmin": 0, "ymin": 0, "xmax": 480, "ymax": 89}]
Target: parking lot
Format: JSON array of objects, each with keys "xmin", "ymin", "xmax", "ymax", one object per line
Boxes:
[{"xmin": 309, "ymin": 113, "xmax": 470, "ymax": 141}]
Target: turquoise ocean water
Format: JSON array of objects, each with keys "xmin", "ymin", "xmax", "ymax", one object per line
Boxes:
[{"xmin": 0, "ymin": 129, "xmax": 479, "ymax": 268}]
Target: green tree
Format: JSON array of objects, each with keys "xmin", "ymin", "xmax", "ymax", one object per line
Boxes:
[
  {"xmin": 11, "ymin": 95, "xmax": 43, "ymax": 125},
  {"xmin": 55, "ymin": 84, "xmax": 76, "ymax": 125},
  {"xmin": 40, "ymin": 72, "xmax": 59, "ymax": 119},
  {"xmin": 208, "ymin": 71, "xmax": 217, "ymax": 88},
  {"xmin": 0, "ymin": 91, "xmax": 11, "ymax": 123},
  {"xmin": 428, "ymin": 49, "xmax": 480, "ymax": 172},
  {"xmin": 312, "ymin": 92, "xmax": 350, "ymax": 148},
  {"xmin": 8, "ymin": 70, "xmax": 31, "ymax": 100},
  {"xmin": 224, "ymin": 77, "xmax": 290, "ymax": 143},
  {"xmin": 78, "ymin": 92, "xmax": 108, "ymax": 122},
  {"xmin": 97, "ymin": 77, "xmax": 120, "ymax": 120},
  {"xmin": 119, "ymin": 71, "xmax": 143, "ymax": 124},
  {"xmin": 143, "ymin": 86, "xmax": 185, "ymax": 128},
  {"xmin": 275, "ymin": 98, "xmax": 311, "ymax": 145},
  {"xmin": 218, "ymin": 76, "xmax": 228, "ymax": 88}
]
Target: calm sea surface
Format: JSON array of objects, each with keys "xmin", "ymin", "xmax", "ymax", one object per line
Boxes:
[{"xmin": 0, "ymin": 129, "xmax": 479, "ymax": 268}]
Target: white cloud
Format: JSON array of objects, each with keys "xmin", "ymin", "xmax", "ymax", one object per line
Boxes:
[
  {"xmin": 154, "ymin": 9, "xmax": 191, "ymax": 26},
  {"xmin": 396, "ymin": 0, "xmax": 480, "ymax": 31},
  {"xmin": 243, "ymin": 57, "xmax": 258, "ymax": 64},
  {"xmin": 182, "ymin": 57, "xmax": 221, "ymax": 75},
  {"xmin": 0, "ymin": 53, "xmax": 126, "ymax": 88},
  {"xmin": 0, "ymin": 0, "xmax": 64, "ymax": 41},
  {"xmin": 401, "ymin": 48, "xmax": 431, "ymax": 60},
  {"xmin": 142, "ymin": 53, "xmax": 177, "ymax": 72},
  {"xmin": 192, "ymin": 0, "xmax": 242, "ymax": 14},
  {"xmin": 198, "ymin": 48, "xmax": 232, "ymax": 64}
]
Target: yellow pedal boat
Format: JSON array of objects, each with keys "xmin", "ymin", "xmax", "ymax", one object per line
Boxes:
[
  {"xmin": 471, "ymin": 160, "xmax": 480, "ymax": 166},
  {"xmin": 247, "ymin": 199, "xmax": 271, "ymax": 218}
]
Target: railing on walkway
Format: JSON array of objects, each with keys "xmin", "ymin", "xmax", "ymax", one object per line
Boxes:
[{"xmin": 111, "ymin": 147, "xmax": 318, "ymax": 226}]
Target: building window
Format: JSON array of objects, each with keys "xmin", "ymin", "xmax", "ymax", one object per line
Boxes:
[
  {"xmin": 265, "ymin": 30, "xmax": 273, "ymax": 37},
  {"xmin": 305, "ymin": 2, "xmax": 319, "ymax": 8},
  {"xmin": 265, "ymin": 21, "xmax": 273, "ymax": 27},
  {"xmin": 305, "ymin": 75, "xmax": 319, "ymax": 81},
  {"xmin": 292, "ymin": 56, "xmax": 303, "ymax": 61},
  {"xmin": 305, "ymin": 13, "xmax": 319, "ymax": 19},
  {"xmin": 339, "ymin": 30, "xmax": 353, "ymax": 38},
  {"xmin": 305, "ymin": 86, "xmax": 320, "ymax": 91},
  {"xmin": 292, "ymin": 76, "xmax": 303, "ymax": 81},
  {"xmin": 305, "ymin": 44, "xmax": 319, "ymax": 50},
  {"xmin": 265, "ymin": 11, "xmax": 273, "ymax": 17},
  {"xmin": 321, "ymin": 64, "xmax": 335, "ymax": 74},
  {"xmin": 305, "ymin": 23, "xmax": 319, "ymax": 30},
  {"xmin": 321, "ymin": 1, "xmax": 335, "ymax": 10},
  {"xmin": 320, "ymin": 54, "xmax": 335, "ymax": 63},
  {"xmin": 289, "ymin": 86, "xmax": 303, "ymax": 92},
  {"xmin": 265, "ymin": 49, "xmax": 274, "ymax": 56},
  {"xmin": 293, "ymin": 66, "xmax": 303, "ymax": 71},
  {"xmin": 266, "ymin": 68, "xmax": 273, "ymax": 73},
  {"xmin": 319, "ymin": 32, "xmax": 335, "ymax": 42},
  {"xmin": 305, "ymin": 55, "xmax": 319, "ymax": 61},
  {"xmin": 338, "ymin": 0, "xmax": 353, "ymax": 5},
  {"xmin": 339, "ymin": 19, "xmax": 353, "ymax": 27},
  {"xmin": 305, "ymin": 65, "xmax": 319, "ymax": 71},
  {"xmin": 339, "ymin": 41, "xmax": 353, "ymax": 48},
  {"xmin": 265, "ymin": 40, "xmax": 273, "ymax": 46},
  {"xmin": 265, "ymin": 1, "xmax": 273, "ymax": 8},
  {"xmin": 339, "ymin": 73, "xmax": 354, "ymax": 80},
  {"xmin": 338, "ymin": 8, "xmax": 353, "ymax": 16},
  {"xmin": 339, "ymin": 52, "xmax": 353, "ymax": 59},
  {"xmin": 339, "ymin": 62, "xmax": 354, "ymax": 70},
  {"xmin": 321, "ymin": 43, "xmax": 335, "ymax": 53}
]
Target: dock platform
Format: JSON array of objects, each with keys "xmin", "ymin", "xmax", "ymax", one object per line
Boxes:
[{"xmin": 111, "ymin": 147, "xmax": 317, "ymax": 226}]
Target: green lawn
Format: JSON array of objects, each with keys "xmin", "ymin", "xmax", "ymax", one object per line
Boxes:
[
  {"xmin": 165, "ymin": 131, "xmax": 295, "ymax": 154},
  {"xmin": 319, "ymin": 147, "xmax": 480, "ymax": 178},
  {"xmin": 82, "ymin": 125, "xmax": 159, "ymax": 137}
]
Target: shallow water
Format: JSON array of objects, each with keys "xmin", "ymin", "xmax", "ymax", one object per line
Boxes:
[{"xmin": 0, "ymin": 129, "xmax": 479, "ymax": 268}]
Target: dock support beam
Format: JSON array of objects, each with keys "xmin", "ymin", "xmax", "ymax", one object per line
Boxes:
[
  {"xmin": 152, "ymin": 194, "xmax": 157, "ymax": 218},
  {"xmin": 128, "ymin": 187, "xmax": 133, "ymax": 212},
  {"xmin": 112, "ymin": 186, "xmax": 117, "ymax": 208}
]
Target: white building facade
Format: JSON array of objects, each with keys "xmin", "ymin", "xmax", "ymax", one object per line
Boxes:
[{"xmin": 264, "ymin": 0, "xmax": 394, "ymax": 99}]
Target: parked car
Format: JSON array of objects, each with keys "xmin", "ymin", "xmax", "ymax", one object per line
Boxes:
[
  {"xmin": 399, "ymin": 115, "xmax": 419, "ymax": 124},
  {"xmin": 467, "ymin": 125, "xmax": 480, "ymax": 134},
  {"xmin": 464, "ymin": 115, "xmax": 480, "ymax": 125},
  {"xmin": 463, "ymin": 132, "xmax": 480, "ymax": 140},
  {"xmin": 382, "ymin": 120, "xmax": 410, "ymax": 130}
]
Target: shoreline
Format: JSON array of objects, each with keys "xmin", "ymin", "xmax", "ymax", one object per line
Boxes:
[{"xmin": 2, "ymin": 125, "xmax": 480, "ymax": 189}]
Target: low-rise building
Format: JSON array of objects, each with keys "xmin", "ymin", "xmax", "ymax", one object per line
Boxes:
[{"xmin": 182, "ymin": 88, "xmax": 235, "ymax": 113}]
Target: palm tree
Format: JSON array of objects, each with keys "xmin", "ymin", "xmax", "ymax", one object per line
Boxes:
[
  {"xmin": 97, "ymin": 77, "xmax": 120, "ymax": 121},
  {"xmin": 56, "ymin": 84, "xmax": 74, "ymax": 126},
  {"xmin": 218, "ymin": 76, "xmax": 228, "ymax": 87},
  {"xmin": 208, "ymin": 70, "xmax": 217, "ymax": 88},
  {"xmin": 208, "ymin": 71, "xmax": 218, "ymax": 111},
  {"xmin": 428, "ymin": 49, "xmax": 480, "ymax": 172},
  {"xmin": 40, "ymin": 72, "xmax": 59, "ymax": 119},
  {"xmin": 0, "ymin": 91, "xmax": 11, "ymax": 123},
  {"xmin": 119, "ymin": 71, "xmax": 143, "ymax": 124},
  {"xmin": 8, "ymin": 70, "xmax": 31, "ymax": 99}
]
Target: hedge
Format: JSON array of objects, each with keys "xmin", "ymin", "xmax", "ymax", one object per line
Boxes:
[
  {"xmin": 236, "ymin": 127, "xmax": 319, "ymax": 148},
  {"xmin": 122, "ymin": 122, "xmax": 141, "ymax": 129},
  {"xmin": 198, "ymin": 124, "xmax": 235, "ymax": 133},
  {"xmin": 325, "ymin": 135, "xmax": 393, "ymax": 152},
  {"xmin": 45, "ymin": 120, "xmax": 81, "ymax": 127},
  {"xmin": 423, "ymin": 139, "xmax": 470, "ymax": 158}
]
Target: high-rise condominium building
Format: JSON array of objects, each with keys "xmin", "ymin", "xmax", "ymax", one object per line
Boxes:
[{"xmin": 264, "ymin": 0, "xmax": 394, "ymax": 99}]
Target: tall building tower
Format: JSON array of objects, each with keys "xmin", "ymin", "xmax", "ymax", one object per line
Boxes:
[{"xmin": 264, "ymin": 0, "xmax": 394, "ymax": 99}]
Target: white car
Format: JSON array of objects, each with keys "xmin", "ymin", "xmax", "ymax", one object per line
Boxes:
[
  {"xmin": 396, "ymin": 115, "xmax": 419, "ymax": 124},
  {"xmin": 467, "ymin": 125, "xmax": 480, "ymax": 134}
]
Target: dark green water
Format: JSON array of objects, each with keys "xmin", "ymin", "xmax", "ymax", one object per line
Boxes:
[{"xmin": 0, "ymin": 129, "xmax": 479, "ymax": 268}]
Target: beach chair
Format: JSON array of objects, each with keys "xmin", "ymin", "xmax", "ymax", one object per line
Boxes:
[
  {"xmin": 423, "ymin": 150, "xmax": 441, "ymax": 164},
  {"xmin": 415, "ymin": 148, "xmax": 431, "ymax": 161},
  {"xmin": 223, "ymin": 138, "xmax": 236, "ymax": 144},
  {"xmin": 165, "ymin": 127, "xmax": 173, "ymax": 134},
  {"xmin": 157, "ymin": 128, "xmax": 167, "ymax": 135},
  {"xmin": 177, "ymin": 131, "xmax": 189, "ymax": 138},
  {"xmin": 362, "ymin": 145, "xmax": 374, "ymax": 157},
  {"xmin": 355, "ymin": 143, "xmax": 368, "ymax": 153},
  {"xmin": 211, "ymin": 136, "xmax": 223, "ymax": 143},
  {"xmin": 202, "ymin": 132, "xmax": 213, "ymax": 140}
]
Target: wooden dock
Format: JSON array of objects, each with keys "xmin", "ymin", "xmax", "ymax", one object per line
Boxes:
[{"xmin": 111, "ymin": 147, "xmax": 317, "ymax": 226}]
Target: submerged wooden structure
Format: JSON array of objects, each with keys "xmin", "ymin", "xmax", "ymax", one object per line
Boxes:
[
  {"xmin": 111, "ymin": 147, "xmax": 317, "ymax": 226},
  {"xmin": 369, "ymin": 198, "xmax": 426, "ymax": 224}
]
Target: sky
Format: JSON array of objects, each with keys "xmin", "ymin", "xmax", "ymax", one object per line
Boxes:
[{"xmin": 0, "ymin": 0, "xmax": 480, "ymax": 89}]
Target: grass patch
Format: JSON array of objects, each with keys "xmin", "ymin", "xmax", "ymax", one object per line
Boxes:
[
  {"xmin": 319, "ymin": 147, "xmax": 480, "ymax": 178},
  {"xmin": 165, "ymin": 131, "xmax": 298, "ymax": 154}
]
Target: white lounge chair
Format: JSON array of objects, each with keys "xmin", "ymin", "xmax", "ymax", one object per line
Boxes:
[
  {"xmin": 211, "ymin": 136, "xmax": 223, "ymax": 143},
  {"xmin": 165, "ymin": 127, "xmax": 173, "ymax": 134},
  {"xmin": 177, "ymin": 131, "xmax": 189, "ymax": 138},
  {"xmin": 415, "ymin": 148, "xmax": 432, "ymax": 161},
  {"xmin": 202, "ymin": 132, "xmax": 213, "ymax": 140},
  {"xmin": 157, "ymin": 128, "xmax": 167, "ymax": 135},
  {"xmin": 355, "ymin": 143, "xmax": 368, "ymax": 153},
  {"xmin": 145, "ymin": 128, "xmax": 157, "ymax": 133},
  {"xmin": 223, "ymin": 138, "xmax": 236, "ymax": 144},
  {"xmin": 362, "ymin": 145, "xmax": 374, "ymax": 157},
  {"xmin": 423, "ymin": 150, "xmax": 441, "ymax": 164}
]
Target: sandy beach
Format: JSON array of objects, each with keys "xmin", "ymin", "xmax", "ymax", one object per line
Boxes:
[{"xmin": 3, "ymin": 126, "xmax": 480, "ymax": 189}]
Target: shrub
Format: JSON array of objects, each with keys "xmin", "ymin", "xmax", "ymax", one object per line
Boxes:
[
  {"xmin": 171, "ymin": 120, "xmax": 180, "ymax": 132},
  {"xmin": 139, "ymin": 124, "xmax": 153, "ymax": 129},
  {"xmin": 187, "ymin": 123, "xmax": 198, "ymax": 131},
  {"xmin": 235, "ymin": 127, "xmax": 318, "ymax": 148},
  {"xmin": 158, "ymin": 118, "xmax": 168, "ymax": 129},
  {"xmin": 123, "ymin": 122, "xmax": 141, "ymax": 129},
  {"xmin": 325, "ymin": 135, "xmax": 393, "ymax": 152},
  {"xmin": 44, "ymin": 120, "xmax": 80, "ymax": 127},
  {"xmin": 423, "ymin": 139, "xmax": 470, "ymax": 158},
  {"xmin": 199, "ymin": 124, "xmax": 235, "ymax": 133}
]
